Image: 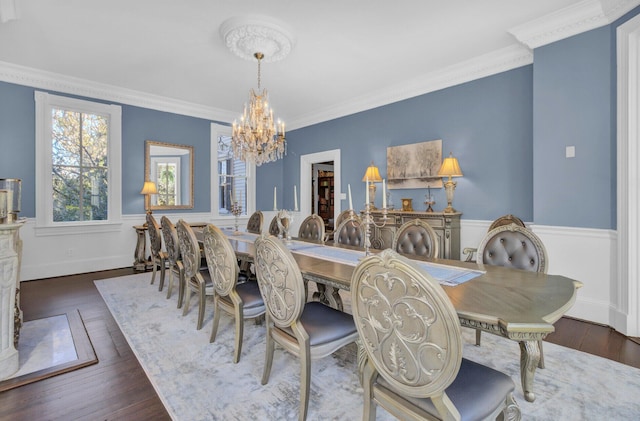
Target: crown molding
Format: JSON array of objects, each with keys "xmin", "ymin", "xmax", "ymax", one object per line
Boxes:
[
  {"xmin": 509, "ymin": 0, "xmax": 640, "ymax": 49},
  {"xmin": 287, "ymin": 44, "xmax": 533, "ymax": 130},
  {"xmin": 0, "ymin": 60, "xmax": 237, "ymax": 122}
]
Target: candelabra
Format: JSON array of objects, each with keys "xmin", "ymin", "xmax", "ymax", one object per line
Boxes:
[
  {"xmin": 231, "ymin": 201, "xmax": 242, "ymax": 234},
  {"xmin": 362, "ymin": 203, "xmax": 388, "ymax": 257},
  {"xmin": 277, "ymin": 209, "xmax": 293, "ymax": 243}
]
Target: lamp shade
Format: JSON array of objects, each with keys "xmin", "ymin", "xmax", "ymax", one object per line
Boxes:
[
  {"xmin": 362, "ymin": 163, "xmax": 383, "ymax": 182},
  {"xmin": 437, "ymin": 153, "xmax": 463, "ymax": 178},
  {"xmin": 140, "ymin": 181, "xmax": 158, "ymax": 195}
]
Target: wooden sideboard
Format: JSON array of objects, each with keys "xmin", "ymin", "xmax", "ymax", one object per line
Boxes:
[{"xmin": 364, "ymin": 210, "xmax": 461, "ymax": 260}]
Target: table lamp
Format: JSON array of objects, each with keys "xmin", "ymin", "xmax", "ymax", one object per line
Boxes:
[
  {"xmin": 140, "ymin": 181, "xmax": 158, "ymax": 217},
  {"xmin": 437, "ymin": 152, "xmax": 463, "ymax": 213},
  {"xmin": 362, "ymin": 162, "xmax": 383, "ymax": 209}
]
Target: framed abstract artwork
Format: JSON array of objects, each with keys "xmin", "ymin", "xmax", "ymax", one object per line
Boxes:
[{"xmin": 387, "ymin": 139, "xmax": 443, "ymax": 189}]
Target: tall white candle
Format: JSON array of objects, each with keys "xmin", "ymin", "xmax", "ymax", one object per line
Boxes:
[
  {"xmin": 382, "ymin": 179, "xmax": 387, "ymax": 209},
  {"xmin": 348, "ymin": 184, "xmax": 353, "ymax": 210},
  {"xmin": 273, "ymin": 186, "xmax": 277, "ymax": 210},
  {"xmin": 0, "ymin": 190, "xmax": 6, "ymax": 218},
  {"xmin": 6, "ymin": 189, "xmax": 13, "ymax": 214},
  {"xmin": 294, "ymin": 185, "xmax": 298, "ymax": 211},
  {"xmin": 365, "ymin": 177, "xmax": 369, "ymax": 206}
]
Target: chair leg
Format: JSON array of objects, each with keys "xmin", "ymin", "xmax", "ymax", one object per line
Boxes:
[
  {"xmin": 158, "ymin": 257, "xmax": 166, "ymax": 291},
  {"xmin": 262, "ymin": 320, "xmax": 275, "ymax": 385},
  {"xmin": 233, "ymin": 303, "xmax": 244, "ymax": 364},
  {"xmin": 475, "ymin": 329, "xmax": 482, "ymax": 346},
  {"xmin": 196, "ymin": 283, "xmax": 206, "ymax": 330},
  {"xmin": 209, "ymin": 297, "xmax": 221, "ymax": 343},
  {"xmin": 177, "ymin": 269, "xmax": 185, "ymax": 309},
  {"xmin": 182, "ymin": 287, "xmax": 192, "ymax": 316},
  {"xmin": 299, "ymin": 343, "xmax": 311, "ymax": 421},
  {"xmin": 538, "ymin": 340, "xmax": 545, "ymax": 369},
  {"xmin": 150, "ymin": 259, "xmax": 157, "ymax": 285},
  {"xmin": 166, "ymin": 270, "xmax": 174, "ymax": 299}
]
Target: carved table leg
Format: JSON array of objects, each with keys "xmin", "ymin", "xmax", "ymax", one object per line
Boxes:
[
  {"xmin": 519, "ymin": 340, "xmax": 541, "ymax": 402},
  {"xmin": 313, "ymin": 284, "xmax": 344, "ymax": 311},
  {"xmin": 133, "ymin": 226, "xmax": 147, "ymax": 272}
]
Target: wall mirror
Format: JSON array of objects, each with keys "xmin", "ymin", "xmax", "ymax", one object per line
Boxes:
[{"xmin": 145, "ymin": 140, "xmax": 194, "ymax": 210}]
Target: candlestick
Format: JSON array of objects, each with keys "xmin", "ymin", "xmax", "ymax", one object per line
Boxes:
[
  {"xmin": 365, "ymin": 177, "xmax": 369, "ymax": 205},
  {"xmin": 273, "ymin": 186, "xmax": 277, "ymax": 211},
  {"xmin": 294, "ymin": 185, "xmax": 298, "ymax": 211},
  {"xmin": 348, "ymin": 184, "xmax": 353, "ymax": 210},
  {"xmin": 382, "ymin": 179, "xmax": 386, "ymax": 209}
]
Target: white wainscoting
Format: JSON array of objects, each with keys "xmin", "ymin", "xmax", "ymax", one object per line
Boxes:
[
  {"xmin": 19, "ymin": 214, "xmax": 620, "ymax": 330},
  {"xmin": 18, "ymin": 213, "xmax": 239, "ymax": 282}
]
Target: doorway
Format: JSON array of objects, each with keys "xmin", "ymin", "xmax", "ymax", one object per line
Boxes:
[
  {"xmin": 300, "ymin": 149, "xmax": 341, "ymax": 231},
  {"xmin": 312, "ymin": 162, "xmax": 334, "ymax": 229}
]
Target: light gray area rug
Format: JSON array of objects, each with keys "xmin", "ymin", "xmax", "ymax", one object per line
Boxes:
[{"xmin": 95, "ymin": 273, "xmax": 640, "ymax": 420}]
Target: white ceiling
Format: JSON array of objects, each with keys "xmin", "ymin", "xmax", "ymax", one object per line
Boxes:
[{"xmin": 0, "ymin": 0, "xmax": 637, "ymax": 129}]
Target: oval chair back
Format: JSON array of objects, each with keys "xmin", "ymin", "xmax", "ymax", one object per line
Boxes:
[
  {"xmin": 392, "ymin": 218, "xmax": 439, "ymax": 258},
  {"xmin": 246, "ymin": 211, "xmax": 264, "ymax": 234},
  {"xmin": 297, "ymin": 214, "xmax": 325, "ymax": 244},
  {"xmin": 333, "ymin": 217, "xmax": 364, "ymax": 248},
  {"xmin": 161, "ymin": 216, "xmax": 185, "ymax": 306}
]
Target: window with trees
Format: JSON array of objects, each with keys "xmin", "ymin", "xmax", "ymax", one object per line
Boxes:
[{"xmin": 36, "ymin": 92, "xmax": 122, "ymax": 229}]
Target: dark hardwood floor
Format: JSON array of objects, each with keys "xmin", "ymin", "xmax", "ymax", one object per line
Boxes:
[
  {"xmin": 0, "ymin": 268, "xmax": 170, "ymax": 421},
  {"xmin": 1, "ymin": 268, "xmax": 639, "ymax": 420}
]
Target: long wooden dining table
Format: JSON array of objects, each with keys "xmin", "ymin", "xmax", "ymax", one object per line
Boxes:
[{"xmin": 196, "ymin": 227, "xmax": 582, "ymax": 403}]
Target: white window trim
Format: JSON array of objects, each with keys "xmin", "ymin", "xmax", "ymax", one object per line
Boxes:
[
  {"xmin": 210, "ymin": 123, "xmax": 255, "ymax": 217},
  {"xmin": 35, "ymin": 91, "xmax": 122, "ymax": 235}
]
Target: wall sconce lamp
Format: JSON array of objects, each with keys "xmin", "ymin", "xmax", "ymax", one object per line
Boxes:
[
  {"xmin": 140, "ymin": 180, "xmax": 158, "ymax": 217},
  {"xmin": 362, "ymin": 162, "xmax": 383, "ymax": 209},
  {"xmin": 437, "ymin": 152, "xmax": 463, "ymax": 213}
]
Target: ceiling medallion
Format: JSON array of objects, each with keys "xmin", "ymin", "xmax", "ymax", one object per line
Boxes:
[{"xmin": 219, "ymin": 16, "xmax": 295, "ymax": 63}]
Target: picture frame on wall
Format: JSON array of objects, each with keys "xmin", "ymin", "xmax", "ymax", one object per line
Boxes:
[{"xmin": 387, "ymin": 139, "xmax": 443, "ymax": 189}]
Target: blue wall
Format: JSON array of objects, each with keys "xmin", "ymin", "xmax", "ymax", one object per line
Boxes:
[
  {"xmin": 532, "ymin": 27, "xmax": 614, "ymax": 229},
  {"xmin": 266, "ymin": 66, "xmax": 535, "ymax": 221},
  {"xmin": 0, "ymin": 82, "xmax": 213, "ymax": 217},
  {"xmin": 3, "ymin": 7, "xmax": 639, "ymax": 229},
  {"xmin": 121, "ymin": 105, "xmax": 210, "ymax": 214}
]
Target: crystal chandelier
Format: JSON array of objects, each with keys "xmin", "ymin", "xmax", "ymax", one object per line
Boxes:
[{"xmin": 232, "ymin": 52, "xmax": 286, "ymax": 166}]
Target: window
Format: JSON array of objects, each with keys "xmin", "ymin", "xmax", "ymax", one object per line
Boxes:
[
  {"xmin": 151, "ymin": 157, "xmax": 180, "ymax": 206},
  {"xmin": 36, "ymin": 92, "xmax": 122, "ymax": 230},
  {"xmin": 218, "ymin": 135, "xmax": 247, "ymax": 216},
  {"xmin": 211, "ymin": 123, "xmax": 255, "ymax": 217}
]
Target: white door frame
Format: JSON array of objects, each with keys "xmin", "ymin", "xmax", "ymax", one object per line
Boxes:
[
  {"xmin": 301, "ymin": 150, "xmax": 341, "ymax": 223},
  {"xmin": 616, "ymin": 14, "xmax": 640, "ymax": 336}
]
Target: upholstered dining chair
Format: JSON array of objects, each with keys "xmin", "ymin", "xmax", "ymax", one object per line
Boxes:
[
  {"xmin": 325, "ymin": 209, "xmax": 359, "ymax": 242},
  {"xmin": 392, "ymin": 218, "xmax": 440, "ymax": 258},
  {"xmin": 202, "ymin": 224, "xmax": 265, "ymax": 363},
  {"xmin": 246, "ymin": 210, "xmax": 264, "ymax": 234},
  {"xmin": 146, "ymin": 213, "xmax": 167, "ymax": 291},
  {"xmin": 333, "ymin": 215, "xmax": 364, "ymax": 248},
  {"xmin": 176, "ymin": 219, "xmax": 213, "ymax": 330},
  {"xmin": 474, "ymin": 223, "xmax": 549, "ymax": 367},
  {"xmin": 254, "ymin": 235, "xmax": 359, "ymax": 421},
  {"xmin": 160, "ymin": 216, "xmax": 185, "ymax": 308},
  {"xmin": 268, "ymin": 213, "xmax": 290, "ymax": 237},
  {"xmin": 297, "ymin": 214, "xmax": 325, "ymax": 244},
  {"xmin": 351, "ymin": 249, "xmax": 521, "ymax": 421},
  {"xmin": 463, "ymin": 214, "xmax": 526, "ymax": 262}
]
